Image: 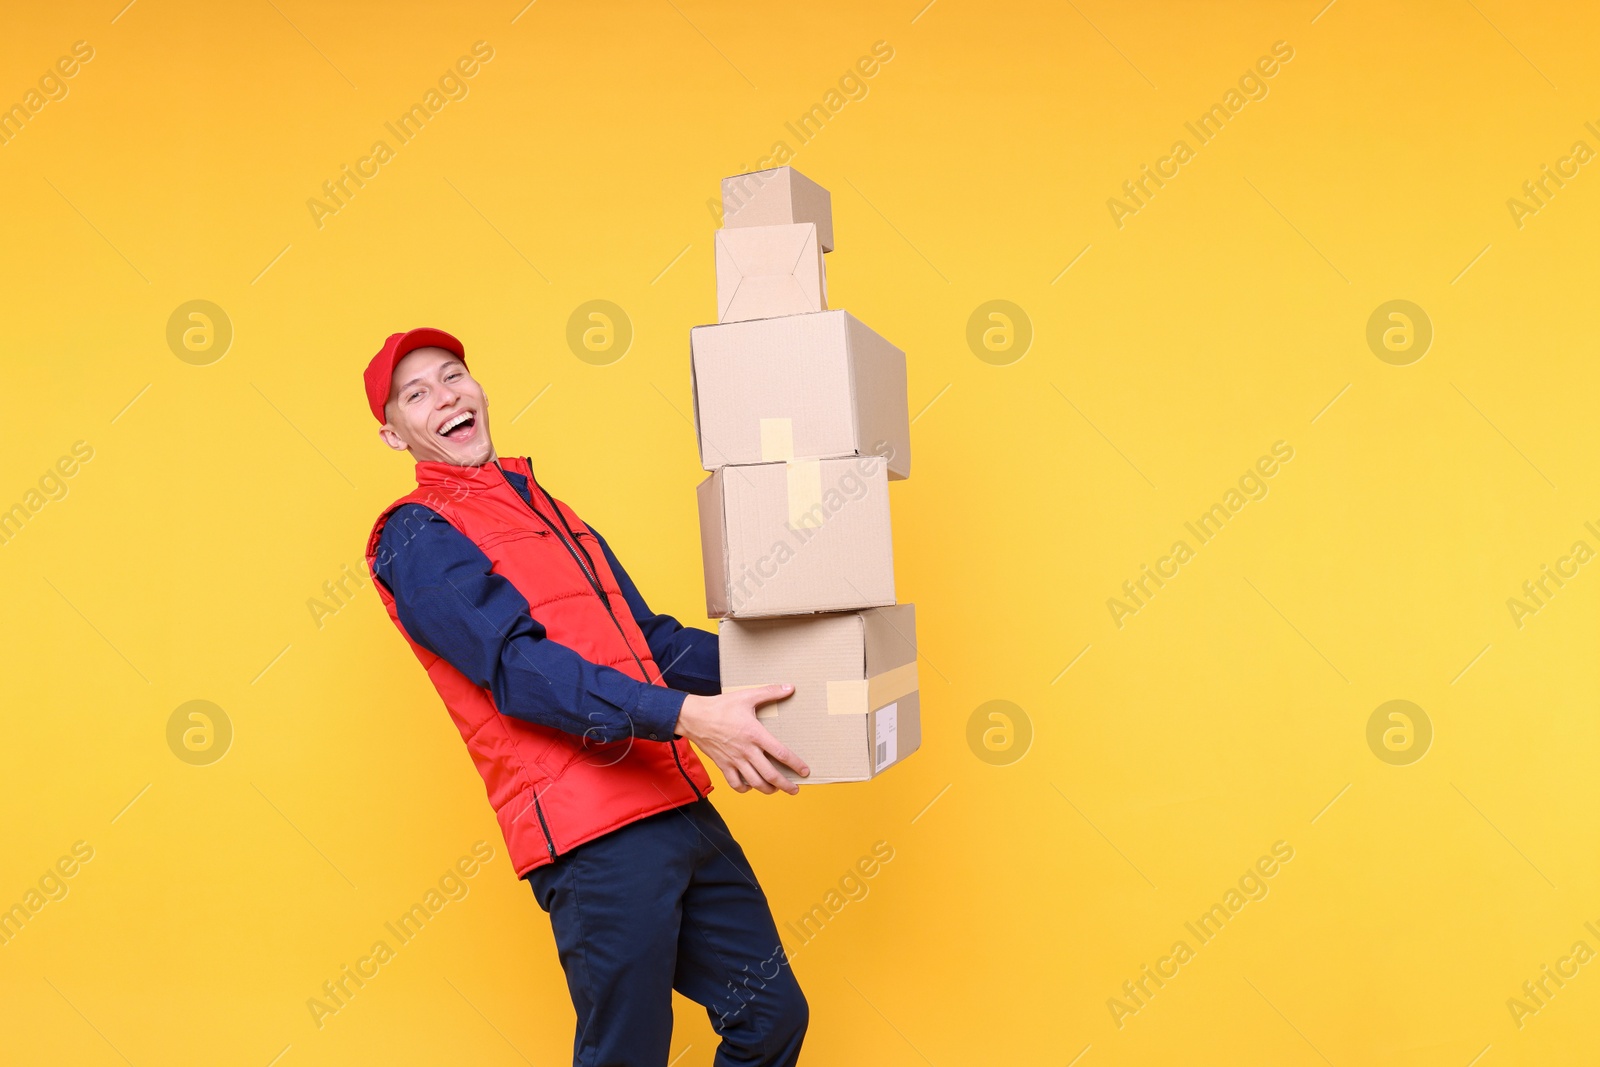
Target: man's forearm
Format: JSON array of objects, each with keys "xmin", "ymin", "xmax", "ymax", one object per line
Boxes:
[
  {"xmin": 376, "ymin": 502, "xmax": 687, "ymax": 743},
  {"xmin": 485, "ymin": 613, "xmax": 688, "ymax": 742}
]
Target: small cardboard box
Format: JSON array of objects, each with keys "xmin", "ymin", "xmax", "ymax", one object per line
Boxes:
[
  {"xmin": 720, "ymin": 604, "xmax": 921, "ymax": 783},
  {"xmin": 714, "ymin": 222, "xmax": 827, "ymax": 323},
  {"xmin": 697, "ymin": 455, "xmax": 895, "ymax": 618},
  {"xmin": 721, "ymin": 166, "xmax": 834, "ymax": 252},
  {"xmin": 690, "ymin": 310, "xmax": 911, "ymax": 479}
]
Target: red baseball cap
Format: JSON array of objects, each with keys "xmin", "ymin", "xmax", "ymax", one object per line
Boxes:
[{"xmin": 363, "ymin": 327, "xmax": 467, "ymax": 424}]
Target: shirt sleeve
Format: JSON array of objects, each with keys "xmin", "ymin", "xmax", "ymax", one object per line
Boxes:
[
  {"xmin": 372, "ymin": 503, "xmax": 686, "ymax": 743},
  {"xmin": 586, "ymin": 524, "xmax": 721, "ymax": 697}
]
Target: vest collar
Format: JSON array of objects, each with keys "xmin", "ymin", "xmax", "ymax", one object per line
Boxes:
[{"xmin": 413, "ymin": 455, "xmax": 532, "ymax": 494}]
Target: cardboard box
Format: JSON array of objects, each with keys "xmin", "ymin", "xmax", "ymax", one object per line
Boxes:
[
  {"xmin": 720, "ymin": 605, "xmax": 921, "ymax": 783},
  {"xmin": 721, "ymin": 166, "xmax": 834, "ymax": 252},
  {"xmin": 714, "ymin": 222, "xmax": 827, "ymax": 323},
  {"xmin": 697, "ymin": 455, "xmax": 895, "ymax": 618},
  {"xmin": 690, "ymin": 310, "xmax": 911, "ymax": 479}
]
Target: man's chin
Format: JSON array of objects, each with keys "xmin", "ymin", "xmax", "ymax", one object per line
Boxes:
[
  {"xmin": 442, "ymin": 441, "xmax": 496, "ymax": 467},
  {"xmin": 409, "ymin": 443, "xmax": 493, "ymax": 467}
]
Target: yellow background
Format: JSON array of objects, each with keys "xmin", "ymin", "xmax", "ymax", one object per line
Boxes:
[{"xmin": 3, "ymin": 0, "xmax": 1597, "ymax": 1063}]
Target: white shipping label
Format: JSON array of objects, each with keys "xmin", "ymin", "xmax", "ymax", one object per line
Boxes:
[{"xmin": 875, "ymin": 703, "xmax": 898, "ymax": 773}]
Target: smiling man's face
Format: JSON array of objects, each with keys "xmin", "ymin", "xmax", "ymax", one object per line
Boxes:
[{"xmin": 378, "ymin": 346, "xmax": 498, "ymax": 466}]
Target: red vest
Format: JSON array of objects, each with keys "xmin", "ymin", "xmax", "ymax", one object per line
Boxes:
[{"xmin": 364, "ymin": 456, "xmax": 713, "ymax": 877}]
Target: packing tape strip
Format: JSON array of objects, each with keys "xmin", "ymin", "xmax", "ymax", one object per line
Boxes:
[
  {"xmin": 759, "ymin": 417, "xmax": 824, "ymax": 530},
  {"xmin": 725, "ymin": 660, "xmax": 919, "ymax": 716},
  {"xmin": 827, "ymin": 660, "xmax": 919, "ymax": 716},
  {"xmin": 787, "ymin": 459, "xmax": 823, "ymax": 529},
  {"xmin": 759, "ymin": 417, "xmax": 794, "ymax": 462}
]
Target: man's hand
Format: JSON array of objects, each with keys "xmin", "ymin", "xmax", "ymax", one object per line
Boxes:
[{"xmin": 674, "ymin": 684, "xmax": 811, "ymax": 795}]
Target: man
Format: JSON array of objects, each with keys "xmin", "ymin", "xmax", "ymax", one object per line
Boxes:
[{"xmin": 361, "ymin": 327, "xmax": 810, "ymax": 1066}]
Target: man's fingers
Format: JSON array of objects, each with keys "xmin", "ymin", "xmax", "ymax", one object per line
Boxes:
[
  {"xmin": 747, "ymin": 749, "xmax": 798, "ymax": 796},
  {"xmin": 747, "ymin": 722, "xmax": 810, "ymax": 779},
  {"xmin": 761, "ymin": 737, "xmax": 810, "ymax": 780},
  {"xmin": 733, "ymin": 757, "xmax": 768, "ymax": 793},
  {"xmin": 722, "ymin": 686, "xmax": 808, "ymax": 789},
  {"xmin": 734, "ymin": 754, "xmax": 777, "ymax": 794}
]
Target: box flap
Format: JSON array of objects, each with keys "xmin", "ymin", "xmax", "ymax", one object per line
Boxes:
[
  {"xmin": 862, "ymin": 603, "xmax": 918, "ymax": 677},
  {"xmin": 714, "ymin": 222, "xmax": 826, "ymax": 323},
  {"xmin": 843, "ymin": 314, "xmax": 912, "ymax": 480},
  {"xmin": 696, "ymin": 470, "xmax": 729, "ymax": 617},
  {"xmin": 688, "ymin": 333, "xmax": 706, "ymax": 467},
  {"xmin": 782, "ymin": 169, "xmax": 834, "ymax": 252}
]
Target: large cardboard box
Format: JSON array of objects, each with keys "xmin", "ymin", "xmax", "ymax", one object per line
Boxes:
[
  {"xmin": 690, "ymin": 310, "xmax": 911, "ymax": 479},
  {"xmin": 721, "ymin": 605, "xmax": 921, "ymax": 783},
  {"xmin": 714, "ymin": 222, "xmax": 827, "ymax": 323},
  {"xmin": 721, "ymin": 166, "xmax": 834, "ymax": 252},
  {"xmin": 697, "ymin": 455, "xmax": 895, "ymax": 618}
]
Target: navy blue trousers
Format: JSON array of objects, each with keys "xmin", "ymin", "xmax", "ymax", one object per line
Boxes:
[{"xmin": 526, "ymin": 798, "xmax": 808, "ymax": 1067}]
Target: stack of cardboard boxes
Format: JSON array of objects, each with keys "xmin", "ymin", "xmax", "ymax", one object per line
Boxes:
[{"xmin": 690, "ymin": 166, "xmax": 921, "ymax": 784}]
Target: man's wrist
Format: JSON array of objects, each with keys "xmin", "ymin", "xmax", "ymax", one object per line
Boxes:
[{"xmin": 631, "ymin": 685, "xmax": 688, "ymax": 742}]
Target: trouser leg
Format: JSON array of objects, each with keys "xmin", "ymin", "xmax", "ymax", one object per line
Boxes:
[
  {"xmin": 669, "ymin": 801, "xmax": 809, "ymax": 1067},
  {"xmin": 526, "ymin": 807, "xmax": 698, "ymax": 1067}
]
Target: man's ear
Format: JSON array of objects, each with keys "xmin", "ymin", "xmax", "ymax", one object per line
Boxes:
[{"xmin": 377, "ymin": 425, "xmax": 410, "ymax": 452}]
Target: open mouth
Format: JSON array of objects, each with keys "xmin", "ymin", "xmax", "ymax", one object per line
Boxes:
[{"xmin": 437, "ymin": 410, "xmax": 477, "ymax": 442}]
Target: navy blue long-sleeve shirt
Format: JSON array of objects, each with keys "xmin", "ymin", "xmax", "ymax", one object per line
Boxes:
[{"xmin": 372, "ymin": 465, "xmax": 719, "ymax": 743}]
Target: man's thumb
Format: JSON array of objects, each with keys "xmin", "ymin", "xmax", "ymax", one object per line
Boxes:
[{"xmin": 751, "ymin": 682, "xmax": 794, "ymax": 705}]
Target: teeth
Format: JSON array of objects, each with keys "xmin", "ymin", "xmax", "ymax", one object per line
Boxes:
[{"xmin": 438, "ymin": 412, "xmax": 472, "ymax": 435}]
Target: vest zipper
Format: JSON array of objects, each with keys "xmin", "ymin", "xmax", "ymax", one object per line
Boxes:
[
  {"xmin": 495, "ymin": 463, "xmax": 704, "ymax": 801},
  {"xmin": 531, "ymin": 793, "xmax": 557, "ymax": 860},
  {"xmin": 669, "ymin": 742, "xmax": 703, "ymax": 800}
]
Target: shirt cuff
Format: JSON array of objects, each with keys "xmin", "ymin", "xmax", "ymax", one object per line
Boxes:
[{"xmin": 629, "ymin": 684, "xmax": 688, "ymax": 742}]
